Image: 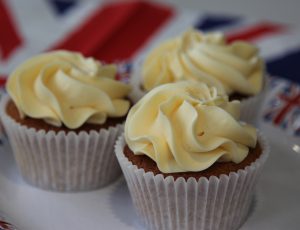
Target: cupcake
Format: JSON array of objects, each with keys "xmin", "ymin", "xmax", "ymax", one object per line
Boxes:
[
  {"xmin": 0, "ymin": 50, "xmax": 132, "ymax": 192},
  {"xmin": 115, "ymin": 81, "xmax": 269, "ymax": 230},
  {"xmin": 131, "ymin": 28, "xmax": 268, "ymax": 124}
]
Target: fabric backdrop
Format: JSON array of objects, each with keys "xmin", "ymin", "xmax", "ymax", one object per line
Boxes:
[{"xmin": 1, "ymin": 0, "xmax": 299, "ymax": 136}]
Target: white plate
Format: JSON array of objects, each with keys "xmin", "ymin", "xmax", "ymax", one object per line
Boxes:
[
  {"xmin": 0, "ymin": 121, "xmax": 300, "ymax": 230},
  {"xmin": 0, "ymin": 121, "xmax": 299, "ymax": 230}
]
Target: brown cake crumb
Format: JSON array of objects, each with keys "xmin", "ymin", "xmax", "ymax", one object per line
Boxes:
[
  {"xmin": 6, "ymin": 100, "xmax": 127, "ymax": 133},
  {"xmin": 123, "ymin": 143, "xmax": 262, "ymax": 180},
  {"xmin": 229, "ymin": 92, "xmax": 249, "ymax": 101}
]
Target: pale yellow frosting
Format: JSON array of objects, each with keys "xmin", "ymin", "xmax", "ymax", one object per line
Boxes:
[
  {"xmin": 125, "ymin": 81, "xmax": 257, "ymax": 173},
  {"xmin": 142, "ymin": 29, "xmax": 264, "ymax": 95},
  {"xmin": 7, "ymin": 50, "xmax": 131, "ymax": 129}
]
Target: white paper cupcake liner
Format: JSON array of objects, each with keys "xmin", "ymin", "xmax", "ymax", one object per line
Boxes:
[
  {"xmin": 240, "ymin": 75, "xmax": 269, "ymax": 125},
  {"xmin": 0, "ymin": 95, "xmax": 123, "ymax": 192},
  {"xmin": 115, "ymin": 132, "xmax": 269, "ymax": 230}
]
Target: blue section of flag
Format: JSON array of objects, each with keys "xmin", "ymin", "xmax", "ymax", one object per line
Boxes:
[
  {"xmin": 48, "ymin": 0, "xmax": 77, "ymax": 15},
  {"xmin": 267, "ymin": 48, "xmax": 300, "ymax": 84},
  {"xmin": 194, "ymin": 14, "xmax": 240, "ymax": 31}
]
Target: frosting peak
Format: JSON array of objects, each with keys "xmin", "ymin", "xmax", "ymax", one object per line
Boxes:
[
  {"xmin": 125, "ymin": 81, "xmax": 257, "ymax": 173},
  {"xmin": 142, "ymin": 29, "xmax": 264, "ymax": 95},
  {"xmin": 7, "ymin": 50, "xmax": 131, "ymax": 129}
]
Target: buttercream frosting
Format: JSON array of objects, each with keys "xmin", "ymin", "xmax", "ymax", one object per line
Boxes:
[
  {"xmin": 7, "ymin": 50, "xmax": 131, "ymax": 129},
  {"xmin": 142, "ymin": 29, "xmax": 264, "ymax": 95},
  {"xmin": 125, "ymin": 81, "xmax": 257, "ymax": 173}
]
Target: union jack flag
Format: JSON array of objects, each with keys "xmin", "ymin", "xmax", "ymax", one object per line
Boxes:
[
  {"xmin": 116, "ymin": 62, "xmax": 133, "ymax": 83},
  {"xmin": 1, "ymin": 0, "xmax": 300, "ymax": 85},
  {"xmin": 0, "ymin": 219, "xmax": 17, "ymax": 230},
  {"xmin": 264, "ymin": 78, "xmax": 300, "ymax": 136},
  {"xmin": 0, "ymin": 0, "xmax": 174, "ymax": 87},
  {"xmin": 1, "ymin": 0, "xmax": 300, "ymax": 131}
]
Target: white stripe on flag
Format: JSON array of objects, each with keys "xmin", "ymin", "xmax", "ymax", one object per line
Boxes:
[
  {"xmin": 254, "ymin": 29, "xmax": 300, "ymax": 61},
  {"xmin": 0, "ymin": 0, "xmax": 101, "ymax": 76},
  {"xmin": 133, "ymin": 8, "xmax": 201, "ymax": 63}
]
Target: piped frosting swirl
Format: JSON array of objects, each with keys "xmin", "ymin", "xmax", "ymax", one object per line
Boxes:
[
  {"xmin": 125, "ymin": 81, "xmax": 257, "ymax": 173},
  {"xmin": 142, "ymin": 29, "xmax": 264, "ymax": 95},
  {"xmin": 7, "ymin": 50, "xmax": 131, "ymax": 129}
]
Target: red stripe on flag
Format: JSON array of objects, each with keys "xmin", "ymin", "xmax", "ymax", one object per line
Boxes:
[
  {"xmin": 0, "ymin": 76, "xmax": 7, "ymax": 87},
  {"xmin": 226, "ymin": 22, "xmax": 285, "ymax": 42},
  {"xmin": 0, "ymin": 0, "xmax": 23, "ymax": 61},
  {"xmin": 50, "ymin": 1, "xmax": 174, "ymax": 62},
  {"xmin": 274, "ymin": 93, "xmax": 300, "ymax": 125}
]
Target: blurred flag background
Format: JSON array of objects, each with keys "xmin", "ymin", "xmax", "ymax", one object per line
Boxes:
[{"xmin": 0, "ymin": 0, "xmax": 299, "ymax": 136}]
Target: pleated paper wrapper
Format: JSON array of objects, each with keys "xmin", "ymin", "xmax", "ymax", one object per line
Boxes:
[
  {"xmin": 239, "ymin": 76, "xmax": 269, "ymax": 125},
  {"xmin": 114, "ymin": 133, "xmax": 269, "ymax": 230},
  {"xmin": 0, "ymin": 95, "xmax": 123, "ymax": 192}
]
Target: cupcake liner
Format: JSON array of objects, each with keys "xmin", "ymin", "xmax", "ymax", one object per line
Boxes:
[
  {"xmin": 115, "ymin": 132, "xmax": 269, "ymax": 230},
  {"xmin": 240, "ymin": 75, "xmax": 269, "ymax": 125},
  {"xmin": 0, "ymin": 95, "xmax": 123, "ymax": 192}
]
